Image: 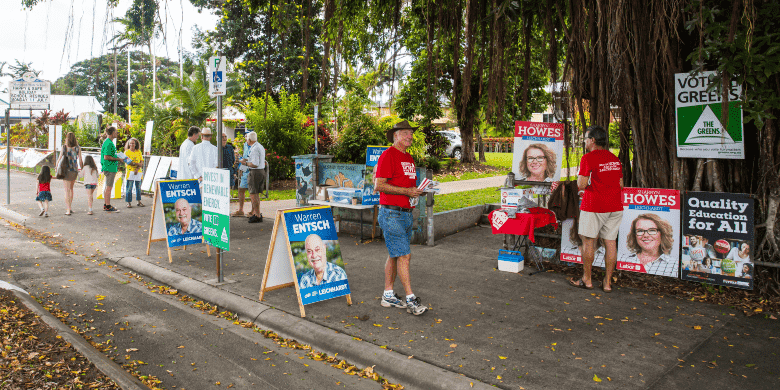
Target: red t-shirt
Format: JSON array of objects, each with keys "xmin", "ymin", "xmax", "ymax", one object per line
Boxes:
[
  {"xmin": 376, "ymin": 146, "xmax": 417, "ymax": 208},
  {"xmin": 38, "ymin": 182, "xmax": 51, "ymax": 193},
  {"xmin": 578, "ymin": 149, "xmax": 623, "ymax": 213}
]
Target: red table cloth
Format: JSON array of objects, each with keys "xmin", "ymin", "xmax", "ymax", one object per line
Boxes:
[{"xmin": 488, "ymin": 207, "xmax": 558, "ymax": 243}]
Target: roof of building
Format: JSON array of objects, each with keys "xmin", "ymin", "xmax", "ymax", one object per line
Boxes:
[{"xmin": 2, "ymin": 95, "xmax": 105, "ymax": 120}]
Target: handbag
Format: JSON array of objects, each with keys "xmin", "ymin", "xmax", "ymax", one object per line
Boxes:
[{"xmin": 55, "ymin": 150, "xmax": 70, "ymax": 180}]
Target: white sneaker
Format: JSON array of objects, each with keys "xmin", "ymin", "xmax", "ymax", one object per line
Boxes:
[
  {"xmin": 406, "ymin": 297, "xmax": 428, "ymax": 316},
  {"xmin": 38, "ymin": 209, "xmax": 45, "ymax": 216}
]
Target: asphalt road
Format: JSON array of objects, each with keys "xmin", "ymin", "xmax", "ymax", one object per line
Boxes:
[{"xmin": 0, "ymin": 220, "xmax": 385, "ymax": 390}]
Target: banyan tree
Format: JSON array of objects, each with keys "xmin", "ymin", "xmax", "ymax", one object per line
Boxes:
[{"xmin": 396, "ymin": 0, "xmax": 779, "ymax": 293}]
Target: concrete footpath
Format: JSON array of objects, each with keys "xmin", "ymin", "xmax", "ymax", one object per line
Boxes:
[{"xmin": 2, "ymin": 169, "xmax": 780, "ymax": 389}]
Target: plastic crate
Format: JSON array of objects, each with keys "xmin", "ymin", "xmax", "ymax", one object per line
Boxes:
[{"xmin": 497, "ymin": 249, "xmax": 524, "ymax": 273}]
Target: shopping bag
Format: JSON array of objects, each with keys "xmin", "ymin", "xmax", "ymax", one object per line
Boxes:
[{"xmin": 96, "ymin": 172, "xmax": 124, "ymax": 199}]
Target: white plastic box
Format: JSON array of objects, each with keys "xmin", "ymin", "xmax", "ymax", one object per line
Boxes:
[
  {"xmin": 497, "ymin": 249, "xmax": 524, "ymax": 273},
  {"xmin": 327, "ymin": 187, "xmax": 362, "ymax": 204}
]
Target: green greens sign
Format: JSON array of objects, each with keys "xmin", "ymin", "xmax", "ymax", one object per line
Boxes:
[
  {"xmin": 202, "ymin": 168, "xmax": 231, "ymax": 251},
  {"xmin": 675, "ymin": 71, "xmax": 744, "ymax": 159}
]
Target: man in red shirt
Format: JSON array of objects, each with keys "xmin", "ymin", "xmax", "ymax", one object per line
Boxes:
[
  {"xmin": 374, "ymin": 120, "xmax": 427, "ymax": 315},
  {"xmin": 570, "ymin": 125, "xmax": 623, "ymax": 292}
]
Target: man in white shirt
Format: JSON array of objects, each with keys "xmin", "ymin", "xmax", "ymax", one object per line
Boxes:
[
  {"xmin": 242, "ymin": 131, "xmax": 265, "ymax": 223},
  {"xmin": 178, "ymin": 127, "xmax": 200, "ymax": 180},
  {"xmin": 188, "ymin": 127, "xmax": 218, "ymax": 183}
]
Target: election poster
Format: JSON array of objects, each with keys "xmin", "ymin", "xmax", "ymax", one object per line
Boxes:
[
  {"xmin": 675, "ymin": 71, "xmax": 744, "ymax": 159},
  {"xmin": 511, "ymin": 121, "xmax": 564, "ymax": 195},
  {"xmin": 363, "ymin": 145, "xmax": 390, "ymax": 205},
  {"xmin": 159, "ymin": 180, "xmax": 203, "ymax": 248},
  {"xmin": 681, "ymin": 192, "xmax": 754, "ymax": 290},
  {"xmin": 616, "ymin": 188, "xmax": 681, "ymax": 278},
  {"xmin": 499, "ymin": 187, "xmax": 534, "ymax": 210},
  {"xmin": 559, "ymin": 218, "xmax": 606, "ymax": 268},
  {"xmin": 202, "ymin": 168, "xmax": 231, "ymax": 251},
  {"xmin": 284, "ymin": 206, "xmax": 350, "ymax": 306}
]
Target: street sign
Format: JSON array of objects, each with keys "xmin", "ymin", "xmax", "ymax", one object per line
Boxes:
[
  {"xmin": 208, "ymin": 56, "xmax": 227, "ymax": 97},
  {"xmin": 202, "ymin": 168, "xmax": 231, "ymax": 251},
  {"xmin": 9, "ymin": 72, "xmax": 51, "ymax": 110}
]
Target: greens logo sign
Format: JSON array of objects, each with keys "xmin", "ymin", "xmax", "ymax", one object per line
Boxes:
[{"xmin": 674, "ymin": 71, "xmax": 743, "ymax": 159}]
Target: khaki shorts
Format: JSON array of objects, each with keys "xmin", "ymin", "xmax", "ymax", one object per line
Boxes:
[
  {"xmin": 579, "ymin": 210, "xmax": 623, "ymax": 240},
  {"xmin": 248, "ymin": 169, "xmax": 266, "ymax": 194},
  {"xmin": 103, "ymin": 171, "xmax": 117, "ymax": 189}
]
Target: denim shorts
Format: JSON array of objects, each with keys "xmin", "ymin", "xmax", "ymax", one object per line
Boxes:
[{"xmin": 378, "ymin": 207, "xmax": 413, "ymax": 258}]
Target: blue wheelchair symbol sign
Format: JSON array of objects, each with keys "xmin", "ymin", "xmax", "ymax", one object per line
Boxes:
[{"xmin": 212, "ymin": 71, "xmax": 223, "ymax": 82}]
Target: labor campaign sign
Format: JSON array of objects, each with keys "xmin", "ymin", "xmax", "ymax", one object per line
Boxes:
[
  {"xmin": 159, "ymin": 180, "xmax": 203, "ymax": 247},
  {"xmin": 559, "ymin": 218, "xmax": 608, "ymax": 268},
  {"xmin": 511, "ymin": 121, "xmax": 564, "ymax": 194},
  {"xmin": 681, "ymin": 192, "xmax": 754, "ymax": 290},
  {"xmin": 283, "ymin": 206, "xmax": 350, "ymax": 305},
  {"xmin": 675, "ymin": 71, "xmax": 744, "ymax": 159},
  {"xmin": 616, "ymin": 188, "xmax": 681, "ymax": 278}
]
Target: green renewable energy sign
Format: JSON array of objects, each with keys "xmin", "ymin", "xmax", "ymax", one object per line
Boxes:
[
  {"xmin": 675, "ymin": 71, "xmax": 744, "ymax": 159},
  {"xmin": 202, "ymin": 168, "xmax": 231, "ymax": 251}
]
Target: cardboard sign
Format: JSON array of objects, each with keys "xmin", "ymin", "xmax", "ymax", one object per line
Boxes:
[
  {"xmin": 559, "ymin": 218, "xmax": 606, "ymax": 268},
  {"xmin": 260, "ymin": 206, "xmax": 351, "ymax": 317},
  {"xmin": 511, "ymin": 121, "xmax": 564, "ymax": 194},
  {"xmin": 363, "ymin": 146, "xmax": 390, "ymax": 205},
  {"xmin": 675, "ymin": 71, "xmax": 744, "ymax": 159},
  {"xmin": 159, "ymin": 180, "xmax": 203, "ymax": 248},
  {"xmin": 616, "ymin": 188, "xmax": 681, "ymax": 278},
  {"xmin": 202, "ymin": 168, "xmax": 231, "ymax": 251},
  {"xmin": 681, "ymin": 192, "xmax": 754, "ymax": 290}
]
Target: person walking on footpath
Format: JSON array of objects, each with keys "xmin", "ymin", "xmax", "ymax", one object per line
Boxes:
[
  {"xmin": 232, "ymin": 136, "xmax": 252, "ymax": 217},
  {"xmin": 35, "ymin": 166, "xmax": 53, "ymax": 217},
  {"xmin": 188, "ymin": 127, "xmax": 218, "ymax": 184},
  {"xmin": 178, "ymin": 127, "xmax": 200, "ymax": 180},
  {"xmin": 82, "ymin": 155, "xmax": 99, "ymax": 215},
  {"xmin": 375, "ymin": 120, "xmax": 427, "ymax": 316},
  {"xmin": 123, "ymin": 137, "xmax": 145, "ymax": 208},
  {"xmin": 244, "ymin": 131, "xmax": 265, "ymax": 223},
  {"xmin": 100, "ymin": 127, "xmax": 123, "ymax": 212},
  {"xmin": 61, "ymin": 132, "xmax": 83, "ymax": 215},
  {"xmin": 569, "ymin": 125, "xmax": 623, "ymax": 292}
]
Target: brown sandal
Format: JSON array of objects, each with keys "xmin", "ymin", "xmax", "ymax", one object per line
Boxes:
[
  {"xmin": 569, "ymin": 277, "xmax": 594, "ymax": 290},
  {"xmin": 602, "ymin": 278, "xmax": 613, "ymax": 293}
]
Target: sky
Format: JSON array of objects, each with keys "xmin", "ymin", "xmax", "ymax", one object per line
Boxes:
[{"xmin": 0, "ymin": 0, "xmax": 220, "ymax": 92}]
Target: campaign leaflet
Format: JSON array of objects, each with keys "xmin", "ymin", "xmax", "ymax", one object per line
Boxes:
[
  {"xmin": 616, "ymin": 188, "xmax": 681, "ymax": 278},
  {"xmin": 681, "ymin": 192, "xmax": 754, "ymax": 290},
  {"xmin": 159, "ymin": 180, "xmax": 203, "ymax": 248},
  {"xmin": 499, "ymin": 187, "xmax": 535, "ymax": 210},
  {"xmin": 511, "ymin": 121, "xmax": 565, "ymax": 195},
  {"xmin": 559, "ymin": 218, "xmax": 606, "ymax": 268},
  {"xmin": 284, "ymin": 206, "xmax": 351, "ymax": 305},
  {"xmin": 363, "ymin": 146, "xmax": 390, "ymax": 205}
]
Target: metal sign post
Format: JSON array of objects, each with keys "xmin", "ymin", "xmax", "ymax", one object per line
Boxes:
[
  {"xmin": 5, "ymin": 109, "xmax": 10, "ymax": 205},
  {"xmin": 209, "ymin": 55, "xmax": 228, "ymax": 283}
]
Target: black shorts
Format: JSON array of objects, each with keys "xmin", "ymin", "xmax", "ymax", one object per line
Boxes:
[{"xmin": 248, "ymin": 169, "xmax": 266, "ymax": 194}]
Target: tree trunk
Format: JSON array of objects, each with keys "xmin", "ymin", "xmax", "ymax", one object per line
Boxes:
[{"xmin": 300, "ymin": 0, "xmax": 312, "ymax": 110}]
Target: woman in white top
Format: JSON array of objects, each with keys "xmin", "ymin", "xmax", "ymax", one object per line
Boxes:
[{"xmin": 726, "ymin": 242, "xmax": 751, "ymax": 276}]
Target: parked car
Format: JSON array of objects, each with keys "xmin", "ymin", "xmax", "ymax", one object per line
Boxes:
[{"xmin": 439, "ymin": 130, "xmax": 462, "ymax": 160}]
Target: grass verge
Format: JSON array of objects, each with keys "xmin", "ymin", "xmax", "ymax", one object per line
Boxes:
[
  {"xmin": 231, "ymin": 188, "xmax": 296, "ymax": 201},
  {"xmin": 434, "ymin": 186, "xmax": 500, "ymax": 213}
]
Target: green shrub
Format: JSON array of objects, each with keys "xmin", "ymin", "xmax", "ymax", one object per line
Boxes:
[
  {"xmin": 331, "ymin": 113, "xmax": 389, "ymax": 163},
  {"xmin": 245, "ymin": 89, "xmax": 312, "ymax": 160}
]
